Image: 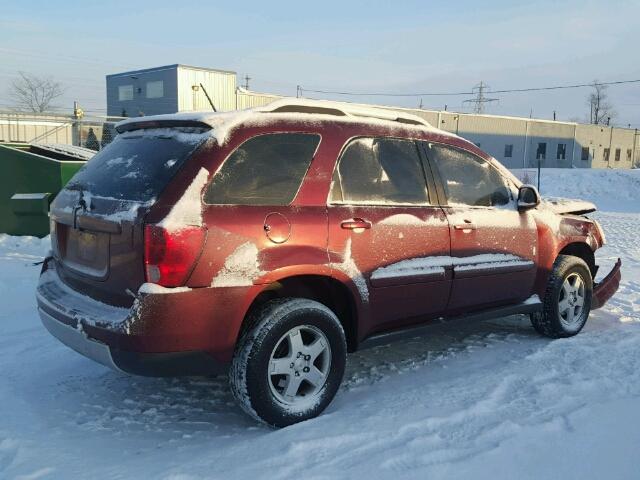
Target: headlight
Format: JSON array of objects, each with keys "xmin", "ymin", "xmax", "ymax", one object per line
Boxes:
[{"xmin": 593, "ymin": 220, "xmax": 606, "ymax": 246}]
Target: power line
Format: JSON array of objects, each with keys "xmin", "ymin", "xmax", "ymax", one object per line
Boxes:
[
  {"xmin": 299, "ymin": 78, "xmax": 640, "ymax": 97},
  {"xmin": 462, "ymin": 81, "xmax": 498, "ymax": 114}
]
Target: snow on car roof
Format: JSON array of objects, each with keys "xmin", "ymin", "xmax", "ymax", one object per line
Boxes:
[{"xmin": 115, "ymin": 98, "xmax": 458, "ymax": 145}]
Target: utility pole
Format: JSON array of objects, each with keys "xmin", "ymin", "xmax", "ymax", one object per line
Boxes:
[
  {"xmin": 72, "ymin": 101, "xmax": 83, "ymax": 147},
  {"xmin": 462, "ymin": 81, "xmax": 498, "ymax": 114},
  {"xmin": 243, "ymin": 75, "xmax": 251, "ymax": 90}
]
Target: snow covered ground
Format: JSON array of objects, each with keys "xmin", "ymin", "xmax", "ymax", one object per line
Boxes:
[{"xmin": 1, "ymin": 169, "xmax": 639, "ymax": 479}]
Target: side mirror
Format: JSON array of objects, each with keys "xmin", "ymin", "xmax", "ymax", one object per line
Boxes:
[{"xmin": 517, "ymin": 184, "xmax": 540, "ymax": 210}]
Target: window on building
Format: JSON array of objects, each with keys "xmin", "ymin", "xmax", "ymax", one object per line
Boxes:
[
  {"xmin": 615, "ymin": 148, "xmax": 621, "ymax": 162},
  {"xmin": 504, "ymin": 144, "xmax": 513, "ymax": 158},
  {"xmin": 536, "ymin": 142, "xmax": 546, "ymax": 160},
  {"xmin": 204, "ymin": 133, "xmax": 320, "ymax": 205},
  {"xmin": 330, "ymin": 137, "xmax": 429, "ymax": 205},
  {"xmin": 604, "ymin": 148, "xmax": 610, "ymax": 162},
  {"xmin": 627, "ymin": 149, "xmax": 633, "ymax": 162},
  {"xmin": 424, "ymin": 143, "xmax": 511, "ymax": 207},
  {"xmin": 557, "ymin": 143, "xmax": 566, "ymax": 160},
  {"xmin": 581, "ymin": 147, "xmax": 589, "ymax": 161},
  {"xmin": 118, "ymin": 85, "xmax": 134, "ymax": 101},
  {"xmin": 146, "ymin": 80, "xmax": 164, "ymax": 99}
]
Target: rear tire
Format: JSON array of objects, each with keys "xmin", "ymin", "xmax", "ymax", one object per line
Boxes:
[
  {"xmin": 531, "ymin": 255, "xmax": 592, "ymax": 338},
  {"xmin": 229, "ymin": 298, "xmax": 347, "ymax": 428}
]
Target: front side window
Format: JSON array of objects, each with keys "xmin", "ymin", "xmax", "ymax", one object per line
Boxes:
[
  {"xmin": 118, "ymin": 85, "xmax": 133, "ymax": 101},
  {"xmin": 330, "ymin": 137, "xmax": 428, "ymax": 205},
  {"xmin": 204, "ymin": 133, "xmax": 319, "ymax": 205},
  {"xmin": 146, "ymin": 80, "xmax": 164, "ymax": 99},
  {"xmin": 425, "ymin": 143, "xmax": 511, "ymax": 207}
]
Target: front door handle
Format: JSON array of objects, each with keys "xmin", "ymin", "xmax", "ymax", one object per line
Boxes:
[
  {"xmin": 341, "ymin": 218, "xmax": 372, "ymax": 230},
  {"xmin": 453, "ymin": 220, "xmax": 477, "ymax": 231}
]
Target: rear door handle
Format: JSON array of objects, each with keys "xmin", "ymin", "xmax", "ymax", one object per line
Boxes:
[
  {"xmin": 453, "ymin": 220, "xmax": 477, "ymax": 231},
  {"xmin": 341, "ymin": 218, "xmax": 372, "ymax": 230}
]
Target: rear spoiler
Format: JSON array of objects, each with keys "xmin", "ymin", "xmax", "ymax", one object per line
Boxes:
[{"xmin": 115, "ymin": 120, "xmax": 212, "ymax": 134}]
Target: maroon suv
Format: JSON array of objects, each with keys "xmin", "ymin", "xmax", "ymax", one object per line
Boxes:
[{"xmin": 37, "ymin": 99, "xmax": 621, "ymax": 427}]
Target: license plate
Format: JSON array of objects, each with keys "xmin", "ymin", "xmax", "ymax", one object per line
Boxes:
[{"xmin": 77, "ymin": 231, "xmax": 97, "ymax": 261}]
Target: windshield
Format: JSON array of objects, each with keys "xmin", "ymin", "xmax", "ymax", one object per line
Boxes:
[{"xmin": 66, "ymin": 128, "xmax": 209, "ymax": 202}]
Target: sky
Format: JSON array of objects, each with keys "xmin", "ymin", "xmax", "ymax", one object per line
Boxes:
[{"xmin": 1, "ymin": 0, "xmax": 639, "ymax": 127}]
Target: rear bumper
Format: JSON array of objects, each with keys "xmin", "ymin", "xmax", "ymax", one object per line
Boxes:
[
  {"xmin": 36, "ymin": 258, "xmax": 253, "ymax": 376},
  {"xmin": 592, "ymin": 258, "xmax": 622, "ymax": 310},
  {"xmin": 38, "ymin": 305, "xmax": 227, "ymax": 376}
]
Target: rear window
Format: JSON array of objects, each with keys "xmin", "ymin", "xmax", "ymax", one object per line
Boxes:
[
  {"xmin": 204, "ymin": 133, "xmax": 320, "ymax": 205},
  {"xmin": 65, "ymin": 128, "xmax": 208, "ymax": 202}
]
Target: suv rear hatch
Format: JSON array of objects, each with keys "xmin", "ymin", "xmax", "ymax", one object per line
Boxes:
[{"xmin": 49, "ymin": 123, "xmax": 211, "ymax": 306}]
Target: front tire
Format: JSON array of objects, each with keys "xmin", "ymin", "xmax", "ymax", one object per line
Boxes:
[
  {"xmin": 531, "ymin": 255, "xmax": 593, "ymax": 338},
  {"xmin": 230, "ymin": 298, "xmax": 347, "ymax": 428}
]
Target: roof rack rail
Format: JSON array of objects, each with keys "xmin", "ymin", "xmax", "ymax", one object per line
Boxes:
[{"xmin": 261, "ymin": 98, "xmax": 433, "ymax": 128}]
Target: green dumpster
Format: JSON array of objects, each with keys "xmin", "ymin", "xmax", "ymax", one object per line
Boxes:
[{"xmin": 0, "ymin": 143, "xmax": 92, "ymax": 237}]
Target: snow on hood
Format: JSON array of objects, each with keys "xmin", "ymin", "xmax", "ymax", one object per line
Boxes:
[{"xmin": 541, "ymin": 197, "xmax": 597, "ymax": 215}]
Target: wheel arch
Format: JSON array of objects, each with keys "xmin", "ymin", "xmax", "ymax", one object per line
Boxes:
[
  {"xmin": 558, "ymin": 242, "xmax": 596, "ymax": 277},
  {"xmin": 240, "ymin": 274, "xmax": 360, "ymax": 352}
]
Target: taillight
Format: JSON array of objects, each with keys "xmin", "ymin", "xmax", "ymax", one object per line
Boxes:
[{"xmin": 144, "ymin": 224, "xmax": 206, "ymax": 287}]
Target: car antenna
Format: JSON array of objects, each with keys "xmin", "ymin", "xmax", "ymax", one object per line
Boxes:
[{"xmin": 199, "ymin": 83, "xmax": 217, "ymax": 112}]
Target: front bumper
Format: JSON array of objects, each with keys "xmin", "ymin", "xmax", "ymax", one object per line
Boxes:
[
  {"xmin": 35, "ymin": 259, "xmax": 247, "ymax": 376},
  {"xmin": 592, "ymin": 258, "xmax": 622, "ymax": 310}
]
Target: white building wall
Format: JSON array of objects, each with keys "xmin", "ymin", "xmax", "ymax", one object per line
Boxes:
[
  {"xmin": 0, "ymin": 114, "xmax": 73, "ymax": 144},
  {"xmin": 236, "ymin": 89, "xmax": 282, "ymax": 109},
  {"xmin": 177, "ymin": 67, "xmax": 237, "ymax": 112}
]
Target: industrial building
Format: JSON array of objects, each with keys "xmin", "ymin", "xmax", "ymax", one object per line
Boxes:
[
  {"xmin": 106, "ymin": 64, "xmax": 238, "ymax": 117},
  {"xmin": 390, "ymin": 108, "xmax": 639, "ymax": 170},
  {"xmin": 3, "ymin": 64, "xmax": 638, "ymax": 170},
  {"xmin": 103, "ymin": 64, "xmax": 640, "ymax": 170}
]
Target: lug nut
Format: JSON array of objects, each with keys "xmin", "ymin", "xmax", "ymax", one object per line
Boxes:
[
  {"xmin": 304, "ymin": 355, "xmax": 311, "ymax": 361},
  {"xmin": 290, "ymin": 362, "xmax": 294, "ymax": 368},
  {"xmin": 303, "ymin": 367, "xmax": 310, "ymax": 373},
  {"xmin": 295, "ymin": 371, "xmax": 300, "ymax": 376}
]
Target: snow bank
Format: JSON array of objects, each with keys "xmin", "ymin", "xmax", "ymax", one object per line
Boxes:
[{"xmin": 511, "ymin": 168, "xmax": 640, "ymax": 213}]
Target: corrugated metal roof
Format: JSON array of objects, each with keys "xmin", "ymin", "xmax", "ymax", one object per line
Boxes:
[{"xmin": 107, "ymin": 64, "xmax": 236, "ymax": 79}]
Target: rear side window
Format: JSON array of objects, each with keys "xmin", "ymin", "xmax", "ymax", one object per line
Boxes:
[
  {"xmin": 66, "ymin": 128, "xmax": 208, "ymax": 202},
  {"xmin": 204, "ymin": 133, "xmax": 320, "ymax": 205},
  {"xmin": 424, "ymin": 143, "xmax": 511, "ymax": 207},
  {"xmin": 330, "ymin": 137, "xmax": 428, "ymax": 205}
]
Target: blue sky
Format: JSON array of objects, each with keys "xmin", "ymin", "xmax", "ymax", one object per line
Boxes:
[{"xmin": 1, "ymin": 0, "xmax": 639, "ymax": 126}]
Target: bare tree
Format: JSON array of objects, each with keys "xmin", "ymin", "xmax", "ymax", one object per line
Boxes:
[
  {"xmin": 587, "ymin": 80, "xmax": 615, "ymax": 125},
  {"xmin": 8, "ymin": 72, "xmax": 64, "ymax": 113}
]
